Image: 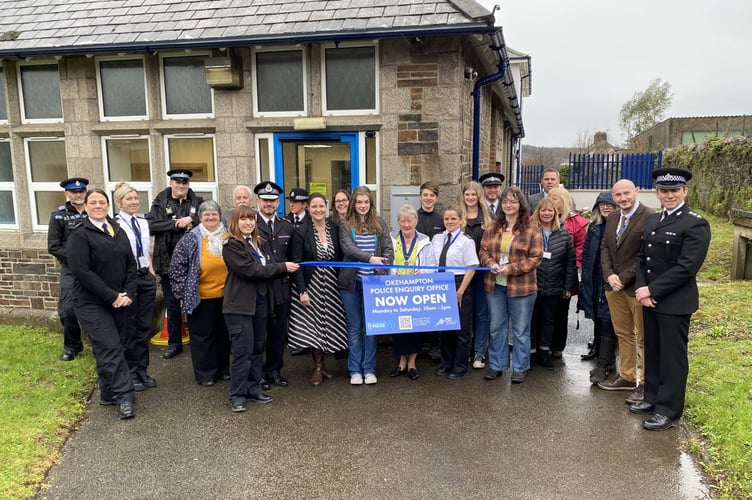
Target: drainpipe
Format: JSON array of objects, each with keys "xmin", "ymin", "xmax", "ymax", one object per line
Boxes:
[{"xmin": 472, "ymin": 29, "xmax": 507, "ymax": 181}]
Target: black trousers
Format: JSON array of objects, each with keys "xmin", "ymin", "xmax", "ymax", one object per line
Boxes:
[
  {"xmin": 186, "ymin": 298, "xmax": 230, "ymax": 384},
  {"xmin": 551, "ymin": 296, "xmax": 572, "ymax": 352},
  {"xmin": 643, "ymin": 308, "xmax": 690, "ymax": 420},
  {"xmin": 530, "ymin": 294, "xmax": 559, "ymax": 351},
  {"xmin": 226, "ymin": 295, "xmax": 269, "ymax": 403},
  {"xmin": 59, "ymin": 268, "xmax": 83, "ymax": 352},
  {"xmin": 124, "ymin": 273, "xmax": 157, "ymax": 377},
  {"xmin": 264, "ymin": 300, "xmax": 290, "ymax": 378},
  {"xmin": 439, "ymin": 276, "xmax": 473, "ymax": 375},
  {"xmin": 77, "ymin": 302, "xmax": 134, "ymax": 403},
  {"xmin": 160, "ymin": 274, "xmax": 183, "ymax": 348}
]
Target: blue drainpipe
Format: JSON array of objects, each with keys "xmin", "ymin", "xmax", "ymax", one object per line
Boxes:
[{"xmin": 471, "ymin": 30, "xmax": 507, "ymax": 181}]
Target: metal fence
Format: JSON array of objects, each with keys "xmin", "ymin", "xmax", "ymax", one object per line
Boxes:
[
  {"xmin": 567, "ymin": 151, "xmax": 662, "ymax": 190},
  {"xmin": 517, "ymin": 163, "xmax": 544, "ymax": 195}
]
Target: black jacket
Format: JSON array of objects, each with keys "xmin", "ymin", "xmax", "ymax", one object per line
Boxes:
[
  {"xmin": 67, "ymin": 218, "xmax": 137, "ymax": 306},
  {"xmin": 47, "ymin": 201, "xmax": 87, "ymax": 267},
  {"xmin": 579, "ymin": 221, "xmax": 611, "ymax": 320},
  {"xmin": 222, "ymin": 237, "xmax": 290, "ymax": 316},
  {"xmin": 291, "ymin": 219, "xmax": 341, "ymax": 294},
  {"xmin": 535, "ymin": 227, "xmax": 576, "ymax": 297},
  {"xmin": 417, "ymin": 208, "xmax": 444, "ymax": 238},
  {"xmin": 256, "ymin": 214, "xmax": 294, "ymax": 305},
  {"xmin": 146, "ymin": 188, "xmax": 203, "ymax": 275}
]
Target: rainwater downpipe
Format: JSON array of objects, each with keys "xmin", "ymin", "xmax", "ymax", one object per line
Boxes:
[{"xmin": 471, "ymin": 31, "xmax": 507, "ymax": 181}]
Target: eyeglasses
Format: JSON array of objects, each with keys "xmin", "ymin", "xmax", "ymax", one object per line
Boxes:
[
  {"xmin": 501, "ymin": 199, "xmax": 520, "ymax": 205},
  {"xmin": 335, "ymin": 199, "xmax": 349, "ymax": 204}
]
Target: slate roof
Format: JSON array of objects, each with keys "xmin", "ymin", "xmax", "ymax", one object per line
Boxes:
[{"xmin": 0, "ymin": 0, "xmax": 495, "ymax": 57}]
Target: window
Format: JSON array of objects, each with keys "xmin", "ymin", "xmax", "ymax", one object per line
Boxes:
[
  {"xmin": 681, "ymin": 130, "xmax": 743, "ymax": 145},
  {"xmin": 253, "ymin": 48, "xmax": 306, "ymax": 117},
  {"xmin": 165, "ymin": 135, "xmax": 217, "ymax": 200},
  {"xmin": 323, "ymin": 44, "xmax": 378, "ymax": 115},
  {"xmin": 18, "ymin": 62, "xmax": 63, "ymax": 123},
  {"xmin": 25, "ymin": 138, "xmax": 67, "ymax": 229},
  {"xmin": 0, "ymin": 140, "xmax": 17, "ymax": 226},
  {"xmin": 97, "ymin": 57, "xmax": 148, "ymax": 120},
  {"xmin": 160, "ymin": 54, "xmax": 213, "ymax": 118},
  {"xmin": 103, "ymin": 136, "xmax": 152, "ymax": 210},
  {"xmin": 0, "ymin": 69, "xmax": 7, "ymax": 122}
]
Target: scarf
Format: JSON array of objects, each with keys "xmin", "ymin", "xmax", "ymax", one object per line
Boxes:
[{"xmin": 199, "ymin": 224, "xmax": 226, "ymax": 256}]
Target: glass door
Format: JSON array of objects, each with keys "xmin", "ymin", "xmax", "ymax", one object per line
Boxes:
[{"xmin": 273, "ymin": 132, "xmax": 359, "ymax": 216}]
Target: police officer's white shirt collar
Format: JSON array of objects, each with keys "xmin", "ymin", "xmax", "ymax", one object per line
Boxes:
[
  {"xmin": 260, "ymin": 215, "xmax": 275, "ymax": 225},
  {"xmin": 620, "ymin": 201, "xmax": 640, "ymax": 219},
  {"xmin": 294, "ymin": 212, "xmax": 306, "ymax": 222},
  {"xmin": 664, "ymin": 202, "xmax": 685, "ymax": 217},
  {"xmin": 90, "ymin": 219, "xmax": 107, "ymax": 231}
]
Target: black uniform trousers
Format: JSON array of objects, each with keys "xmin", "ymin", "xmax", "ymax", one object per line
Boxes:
[
  {"xmin": 186, "ymin": 297, "xmax": 230, "ymax": 384},
  {"xmin": 264, "ymin": 300, "xmax": 290, "ymax": 378},
  {"xmin": 226, "ymin": 295, "xmax": 269, "ymax": 404},
  {"xmin": 124, "ymin": 273, "xmax": 157, "ymax": 378},
  {"xmin": 643, "ymin": 307, "xmax": 691, "ymax": 420},
  {"xmin": 77, "ymin": 302, "xmax": 134, "ymax": 403},
  {"xmin": 439, "ymin": 275, "xmax": 473, "ymax": 375},
  {"xmin": 59, "ymin": 267, "xmax": 83, "ymax": 352},
  {"xmin": 551, "ymin": 296, "xmax": 571, "ymax": 352},
  {"xmin": 531, "ymin": 294, "xmax": 559, "ymax": 350}
]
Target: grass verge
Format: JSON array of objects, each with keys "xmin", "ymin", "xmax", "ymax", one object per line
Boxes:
[{"xmin": 0, "ymin": 325, "xmax": 96, "ymax": 499}]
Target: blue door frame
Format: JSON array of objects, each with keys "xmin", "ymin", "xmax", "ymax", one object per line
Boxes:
[{"xmin": 273, "ymin": 131, "xmax": 359, "ymax": 217}]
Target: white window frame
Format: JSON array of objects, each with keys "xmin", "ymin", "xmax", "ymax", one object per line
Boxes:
[
  {"xmin": 0, "ymin": 68, "xmax": 8, "ymax": 124},
  {"xmin": 24, "ymin": 137, "xmax": 67, "ymax": 231},
  {"xmin": 0, "ymin": 139, "xmax": 18, "ymax": 230},
  {"xmin": 255, "ymin": 133, "xmax": 274, "ymax": 182},
  {"xmin": 101, "ymin": 135, "xmax": 153, "ymax": 209},
  {"xmin": 251, "ymin": 46, "xmax": 308, "ymax": 118},
  {"xmin": 17, "ymin": 60, "xmax": 64, "ymax": 124},
  {"xmin": 159, "ymin": 52, "xmax": 214, "ymax": 120},
  {"xmin": 321, "ymin": 41, "xmax": 379, "ymax": 116},
  {"xmin": 95, "ymin": 55, "xmax": 149, "ymax": 122},
  {"xmin": 163, "ymin": 133, "xmax": 218, "ymax": 201}
]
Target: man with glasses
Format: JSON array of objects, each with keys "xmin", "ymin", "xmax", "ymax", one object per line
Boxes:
[
  {"xmin": 48, "ymin": 177, "xmax": 89, "ymax": 361},
  {"xmin": 147, "ymin": 169, "xmax": 203, "ymax": 359}
]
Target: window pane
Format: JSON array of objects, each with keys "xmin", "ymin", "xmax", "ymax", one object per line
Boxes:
[
  {"xmin": 366, "ymin": 135, "xmax": 376, "ymax": 185},
  {"xmin": 106, "ymin": 139, "xmax": 150, "ymax": 181},
  {"xmin": 29, "ymin": 141, "xmax": 67, "ymax": 182},
  {"xmin": 0, "ymin": 70, "xmax": 7, "ymax": 120},
  {"xmin": 110, "ymin": 190, "xmax": 150, "ymax": 214},
  {"xmin": 100, "ymin": 60, "xmax": 146, "ymax": 117},
  {"xmin": 167, "ymin": 137, "xmax": 215, "ymax": 182},
  {"xmin": 0, "ymin": 191, "xmax": 14, "ymax": 224},
  {"xmin": 0, "ymin": 142, "xmax": 12, "ymax": 182},
  {"xmin": 163, "ymin": 56, "xmax": 212, "ymax": 115},
  {"xmin": 325, "ymin": 47, "xmax": 375, "ymax": 110},
  {"xmin": 35, "ymin": 191, "xmax": 62, "ymax": 225},
  {"xmin": 20, "ymin": 64, "xmax": 63, "ymax": 119},
  {"xmin": 256, "ymin": 51, "xmax": 304, "ymax": 112}
]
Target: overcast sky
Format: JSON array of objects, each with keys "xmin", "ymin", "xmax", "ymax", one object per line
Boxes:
[{"xmin": 476, "ymin": 0, "xmax": 752, "ymax": 147}]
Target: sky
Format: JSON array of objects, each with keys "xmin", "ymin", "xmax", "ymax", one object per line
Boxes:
[{"xmin": 476, "ymin": 0, "xmax": 752, "ymax": 147}]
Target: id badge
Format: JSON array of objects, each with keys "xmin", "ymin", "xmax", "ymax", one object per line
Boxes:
[
  {"xmin": 542, "ymin": 251, "xmax": 552, "ymax": 260},
  {"xmin": 499, "ymin": 253, "xmax": 509, "ymax": 265},
  {"xmin": 138, "ymin": 256, "xmax": 150, "ymax": 268}
]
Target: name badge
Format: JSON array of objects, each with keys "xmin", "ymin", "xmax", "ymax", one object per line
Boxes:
[
  {"xmin": 542, "ymin": 251, "xmax": 552, "ymax": 260},
  {"xmin": 138, "ymin": 256, "xmax": 150, "ymax": 268}
]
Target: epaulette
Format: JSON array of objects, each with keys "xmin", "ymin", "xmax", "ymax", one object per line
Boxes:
[{"xmin": 688, "ymin": 210, "xmax": 703, "ymax": 219}]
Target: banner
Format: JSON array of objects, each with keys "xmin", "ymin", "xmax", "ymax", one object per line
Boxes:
[{"xmin": 362, "ymin": 273, "xmax": 460, "ymax": 336}]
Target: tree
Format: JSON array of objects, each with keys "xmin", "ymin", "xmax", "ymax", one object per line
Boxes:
[{"xmin": 618, "ymin": 78, "xmax": 673, "ymax": 146}]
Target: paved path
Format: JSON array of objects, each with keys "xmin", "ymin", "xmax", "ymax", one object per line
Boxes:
[{"xmin": 39, "ymin": 309, "xmax": 709, "ymax": 499}]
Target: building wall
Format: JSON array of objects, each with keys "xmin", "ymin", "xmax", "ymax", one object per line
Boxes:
[
  {"xmin": 632, "ymin": 116, "xmax": 751, "ymax": 150},
  {"xmin": 0, "ymin": 36, "xmax": 514, "ymax": 323}
]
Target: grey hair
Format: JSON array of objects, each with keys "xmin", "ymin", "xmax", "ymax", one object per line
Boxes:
[
  {"xmin": 198, "ymin": 199, "xmax": 222, "ymax": 217},
  {"xmin": 233, "ymin": 185, "xmax": 252, "ymax": 197},
  {"xmin": 396, "ymin": 204, "xmax": 418, "ymax": 222}
]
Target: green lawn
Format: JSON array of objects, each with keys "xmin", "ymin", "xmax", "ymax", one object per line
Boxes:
[{"xmin": 0, "ymin": 325, "xmax": 96, "ymax": 499}]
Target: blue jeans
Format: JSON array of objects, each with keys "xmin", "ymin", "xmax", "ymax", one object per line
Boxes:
[
  {"xmin": 340, "ymin": 280, "xmax": 377, "ymax": 376},
  {"xmin": 471, "ymin": 272, "xmax": 490, "ymax": 355},
  {"xmin": 487, "ymin": 285, "xmax": 537, "ymax": 372}
]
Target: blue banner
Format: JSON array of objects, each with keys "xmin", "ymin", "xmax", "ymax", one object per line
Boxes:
[{"xmin": 362, "ymin": 273, "xmax": 460, "ymax": 336}]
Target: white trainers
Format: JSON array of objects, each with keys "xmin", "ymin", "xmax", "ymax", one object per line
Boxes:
[
  {"xmin": 472, "ymin": 354, "xmax": 486, "ymax": 369},
  {"xmin": 364, "ymin": 373, "xmax": 378, "ymax": 385},
  {"xmin": 350, "ymin": 374, "xmax": 363, "ymax": 385}
]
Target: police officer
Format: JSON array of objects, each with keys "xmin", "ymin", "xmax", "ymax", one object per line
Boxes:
[
  {"xmin": 285, "ymin": 187, "xmax": 309, "ymax": 228},
  {"xmin": 479, "ymin": 173, "xmax": 505, "ymax": 220},
  {"xmin": 146, "ymin": 169, "xmax": 203, "ymax": 359},
  {"xmin": 254, "ymin": 181, "xmax": 294, "ymax": 387},
  {"xmin": 630, "ymin": 167, "xmax": 711, "ymax": 431},
  {"xmin": 48, "ymin": 177, "xmax": 89, "ymax": 361}
]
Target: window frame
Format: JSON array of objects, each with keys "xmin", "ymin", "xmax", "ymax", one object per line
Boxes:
[
  {"xmin": 163, "ymin": 133, "xmax": 218, "ymax": 201},
  {"xmin": 0, "ymin": 139, "xmax": 18, "ymax": 230},
  {"xmin": 0, "ymin": 68, "xmax": 8, "ymax": 124},
  {"xmin": 159, "ymin": 51, "xmax": 214, "ymax": 120},
  {"xmin": 17, "ymin": 60, "xmax": 64, "ymax": 124},
  {"xmin": 95, "ymin": 55, "xmax": 149, "ymax": 122},
  {"xmin": 251, "ymin": 46, "xmax": 308, "ymax": 118},
  {"xmin": 24, "ymin": 137, "xmax": 67, "ymax": 231},
  {"xmin": 321, "ymin": 41, "xmax": 379, "ymax": 116},
  {"xmin": 102, "ymin": 135, "xmax": 153, "ymax": 212}
]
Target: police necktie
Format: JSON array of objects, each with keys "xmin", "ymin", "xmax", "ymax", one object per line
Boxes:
[
  {"xmin": 267, "ymin": 218, "xmax": 274, "ymax": 233},
  {"xmin": 439, "ymin": 233, "xmax": 452, "ymax": 271},
  {"xmin": 294, "ymin": 215, "xmax": 300, "ymax": 225},
  {"xmin": 131, "ymin": 217, "xmax": 144, "ymax": 258},
  {"xmin": 660, "ymin": 210, "xmax": 668, "ymax": 222}
]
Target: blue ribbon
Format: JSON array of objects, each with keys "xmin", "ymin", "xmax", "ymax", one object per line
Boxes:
[{"xmin": 299, "ymin": 261, "xmax": 495, "ymax": 272}]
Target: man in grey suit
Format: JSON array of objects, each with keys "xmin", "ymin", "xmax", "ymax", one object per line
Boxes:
[
  {"xmin": 597, "ymin": 179, "xmax": 654, "ymax": 404},
  {"xmin": 527, "ymin": 167, "xmax": 561, "ymax": 211}
]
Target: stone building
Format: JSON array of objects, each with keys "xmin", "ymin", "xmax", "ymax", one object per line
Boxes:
[
  {"xmin": 0, "ymin": 0, "xmax": 530, "ymax": 323},
  {"xmin": 631, "ymin": 115, "xmax": 750, "ymax": 151}
]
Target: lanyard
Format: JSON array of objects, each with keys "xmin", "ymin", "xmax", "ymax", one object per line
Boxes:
[{"xmin": 399, "ymin": 231, "xmax": 418, "ymax": 263}]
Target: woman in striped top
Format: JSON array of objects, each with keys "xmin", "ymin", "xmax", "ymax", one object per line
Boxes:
[{"xmin": 338, "ymin": 186, "xmax": 394, "ymax": 385}]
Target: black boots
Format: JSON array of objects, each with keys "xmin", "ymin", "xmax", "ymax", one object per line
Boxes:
[
  {"xmin": 589, "ymin": 337, "xmax": 616, "ymax": 384},
  {"xmin": 581, "ymin": 331, "xmax": 601, "ymax": 361}
]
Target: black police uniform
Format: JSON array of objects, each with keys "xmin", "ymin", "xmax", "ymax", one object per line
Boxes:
[
  {"xmin": 48, "ymin": 201, "xmax": 87, "ymax": 356},
  {"xmin": 637, "ymin": 203, "xmax": 710, "ymax": 421}
]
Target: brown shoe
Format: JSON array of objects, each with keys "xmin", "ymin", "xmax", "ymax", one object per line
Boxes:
[
  {"xmin": 625, "ymin": 384, "xmax": 645, "ymax": 404},
  {"xmin": 597, "ymin": 376, "xmax": 637, "ymax": 391}
]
